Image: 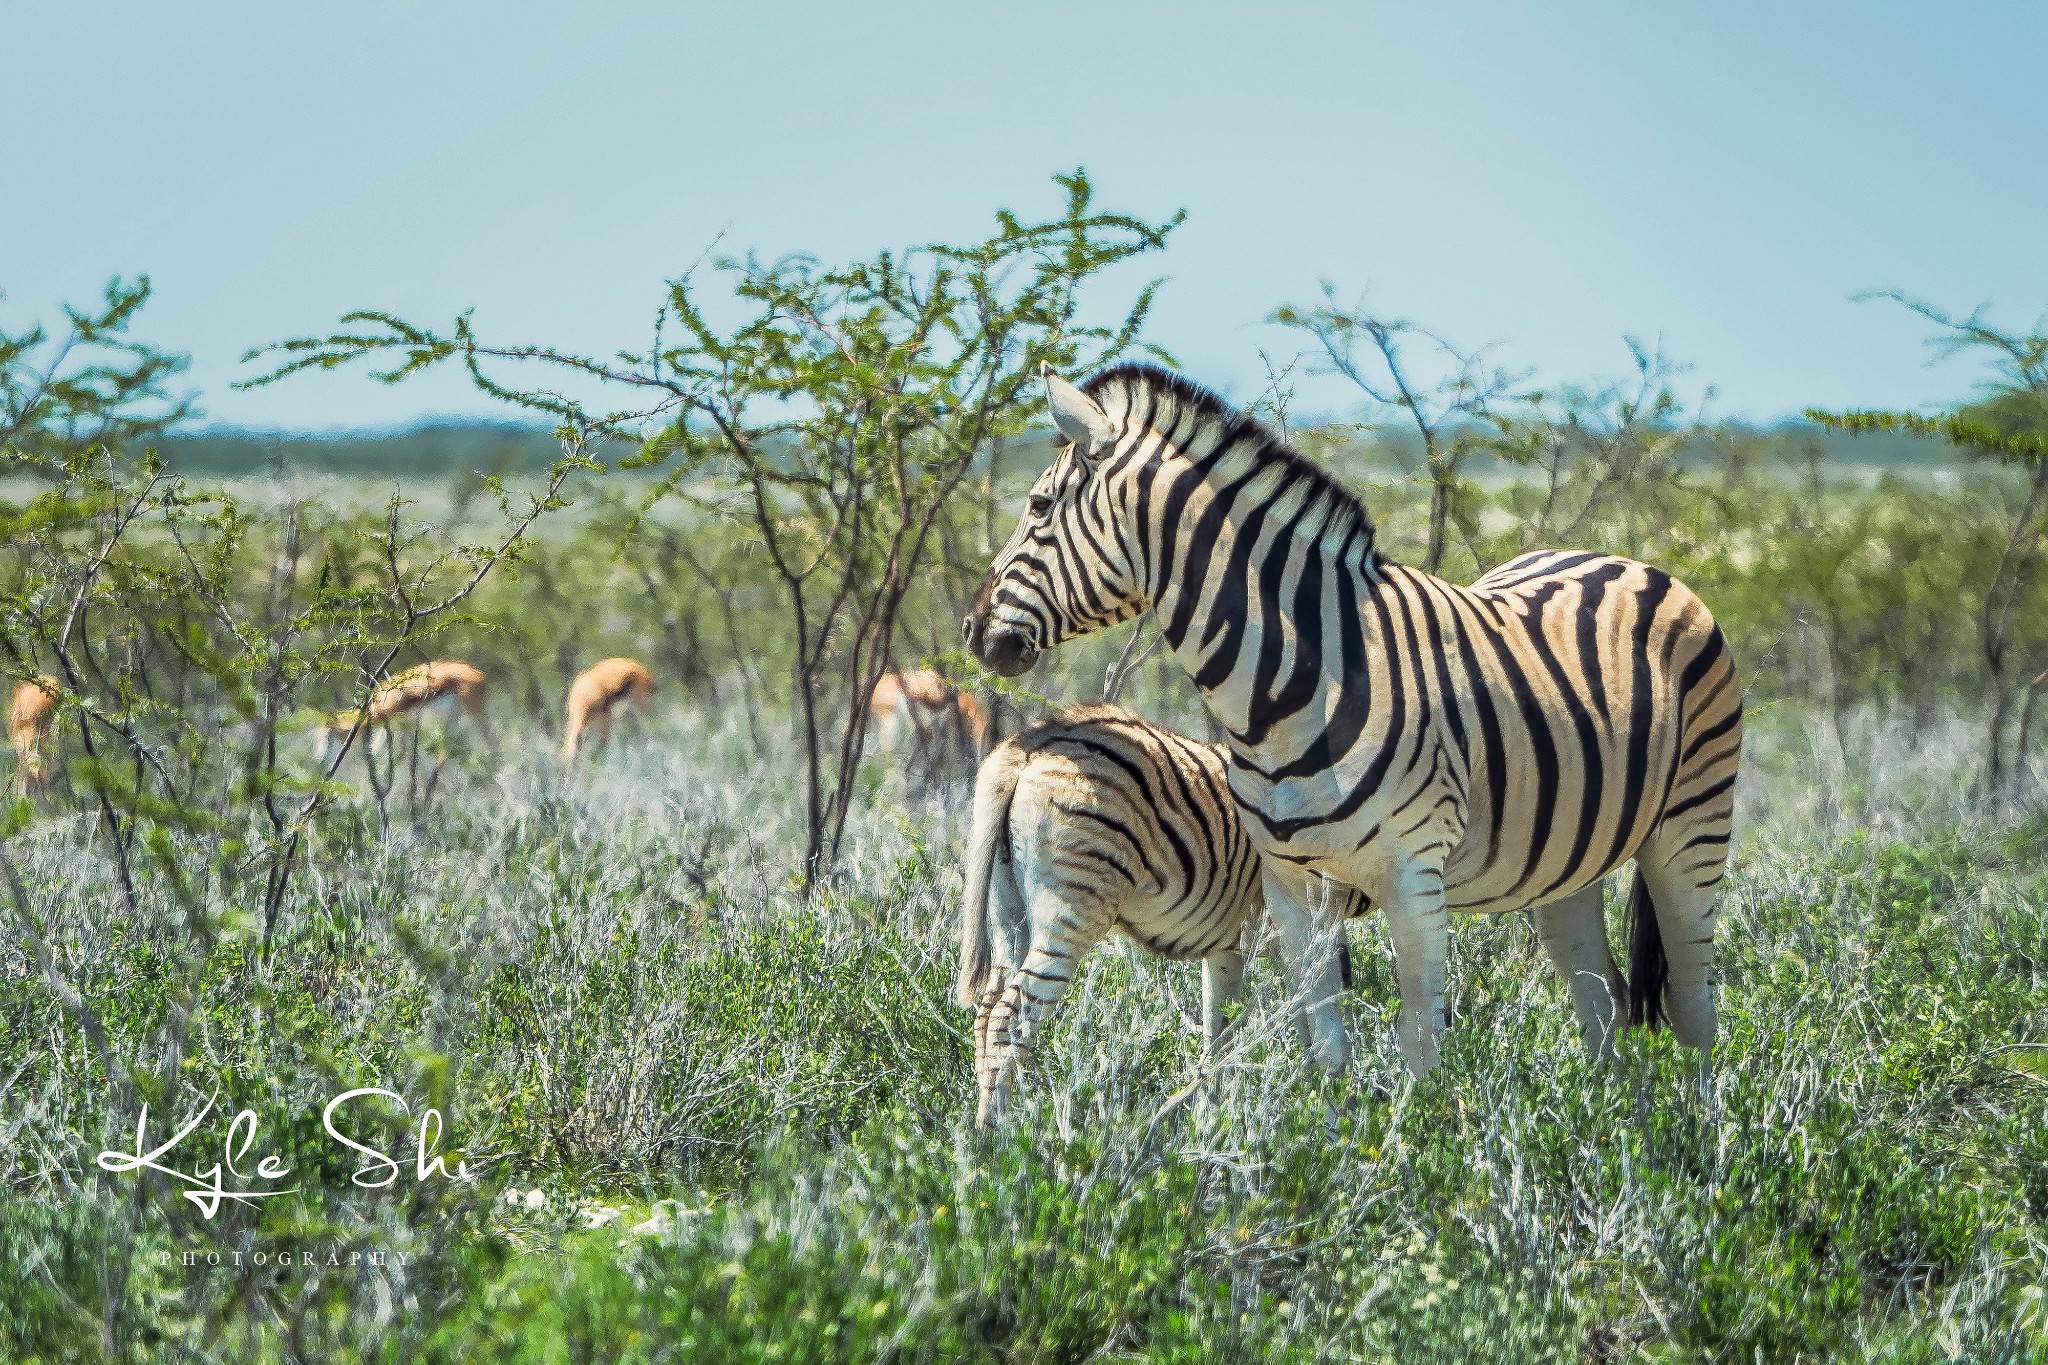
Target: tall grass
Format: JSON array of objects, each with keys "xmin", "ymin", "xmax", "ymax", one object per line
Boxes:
[{"xmin": 2, "ymin": 705, "xmax": 2044, "ymax": 1361}]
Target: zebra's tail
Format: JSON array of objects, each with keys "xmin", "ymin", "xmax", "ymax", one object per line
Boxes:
[
  {"xmin": 1625, "ymin": 868, "xmax": 1669, "ymax": 1031},
  {"xmin": 956, "ymin": 743, "xmax": 1023, "ymax": 1008}
]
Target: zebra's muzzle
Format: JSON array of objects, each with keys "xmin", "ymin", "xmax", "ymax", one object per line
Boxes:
[{"xmin": 962, "ymin": 612, "xmax": 1038, "ymax": 677}]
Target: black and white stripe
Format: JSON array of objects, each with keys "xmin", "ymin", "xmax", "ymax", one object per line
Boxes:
[
  {"xmin": 957, "ymin": 704, "xmax": 1298, "ymax": 1125},
  {"xmin": 965, "ymin": 363, "xmax": 1743, "ymax": 1077}
]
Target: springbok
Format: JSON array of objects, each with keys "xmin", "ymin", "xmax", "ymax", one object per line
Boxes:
[
  {"xmin": 324, "ymin": 660, "xmax": 486, "ymax": 756},
  {"xmin": 869, "ymin": 667, "xmax": 988, "ymax": 765},
  {"xmin": 9, "ymin": 675, "xmax": 60, "ymax": 793},
  {"xmin": 563, "ymin": 657, "xmax": 655, "ymax": 763}
]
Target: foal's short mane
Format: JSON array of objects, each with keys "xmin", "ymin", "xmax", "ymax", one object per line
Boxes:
[{"xmin": 1081, "ymin": 362, "xmax": 1380, "ymax": 558}]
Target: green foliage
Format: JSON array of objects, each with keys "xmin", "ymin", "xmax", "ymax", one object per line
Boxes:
[
  {"xmin": 243, "ymin": 170, "xmax": 1183, "ymax": 887},
  {"xmin": 1804, "ymin": 293, "xmax": 2048, "ymax": 801},
  {"xmin": 1817, "ymin": 405, "xmax": 2048, "ymax": 467},
  {"xmin": 145, "ymin": 422, "xmax": 627, "ymax": 480},
  {"xmin": 0, "ymin": 444, "xmax": 588, "ymax": 920},
  {"xmin": 0, "ymin": 275, "xmax": 192, "ymax": 453},
  {"xmin": 472, "ymin": 907, "xmax": 967, "ymax": 1187}
]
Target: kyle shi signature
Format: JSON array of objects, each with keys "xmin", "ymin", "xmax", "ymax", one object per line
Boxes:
[{"xmin": 97, "ymin": 1088, "xmax": 477, "ymax": 1218}]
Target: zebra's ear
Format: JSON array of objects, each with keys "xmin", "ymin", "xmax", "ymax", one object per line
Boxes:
[{"xmin": 1043, "ymin": 363, "xmax": 1116, "ymax": 461}]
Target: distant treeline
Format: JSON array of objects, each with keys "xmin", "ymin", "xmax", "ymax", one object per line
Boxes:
[
  {"xmin": 143, "ymin": 422, "xmax": 636, "ymax": 478},
  {"xmin": 142, "ymin": 418, "xmax": 1954, "ymax": 479}
]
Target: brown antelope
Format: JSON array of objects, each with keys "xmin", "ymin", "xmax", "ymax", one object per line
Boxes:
[
  {"xmin": 9, "ymin": 675, "xmax": 60, "ymax": 793},
  {"xmin": 869, "ymin": 668, "xmax": 988, "ymax": 763},
  {"xmin": 563, "ymin": 657, "xmax": 655, "ymax": 762},
  {"xmin": 324, "ymin": 660, "xmax": 486, "ymax": 756}
]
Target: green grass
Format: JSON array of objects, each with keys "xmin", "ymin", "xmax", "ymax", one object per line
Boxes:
[{"xmin": 2, "ymin": 714, "xmax": 2044, "ymax": 1362}]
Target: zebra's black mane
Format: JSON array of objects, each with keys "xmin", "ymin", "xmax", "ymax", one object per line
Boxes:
[{"xmin": 1081, "ymin": 362, "xmax": 1380, "ymax": 557}]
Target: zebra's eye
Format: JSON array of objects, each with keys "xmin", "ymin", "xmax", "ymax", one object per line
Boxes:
[{"xmin": 1028, "ymin": 493, "xmax": 1054, "ymax": 518}]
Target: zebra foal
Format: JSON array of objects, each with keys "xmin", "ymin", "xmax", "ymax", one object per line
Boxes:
[
  {"xmin": 957, "ymin": 705, "xmax": 1271, "ymax": 1127},
  {"xmin": 964, "ymin": 363, "xmax": 1743, "ymax": 1079}
]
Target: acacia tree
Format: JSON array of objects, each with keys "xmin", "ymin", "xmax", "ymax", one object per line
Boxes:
[
  {"xmin": 1811, "ymin": 293, "xmax": 2048, "ymax": 802},
  {"xmin": 251, "ymin": 171, "xmax": 1181, "ymax": 888},
  {"xmin": 1479, "ymin": 338, "xmax": 1697, "ymax": 564},
  {"xmin": 1273, "ymin": 286, "xmax": 1521, "ymax": 574},
  {"xmin": 0, "ymin": 276, "xmax": 192, "ymax": 452}
]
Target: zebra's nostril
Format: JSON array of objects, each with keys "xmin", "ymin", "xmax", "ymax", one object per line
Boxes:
[
  {"xmin": 960, "ymin": 614, "xmax": 979, "ymax": 646},
  {"xmin": 978, "ymin": 628, "xmax": 1036, "ymax": 677}
]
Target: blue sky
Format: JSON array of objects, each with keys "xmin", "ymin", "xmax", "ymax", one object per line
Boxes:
[{"xmin": 7, "ymin": 1, "xmax": 2045, "ymax": 431}]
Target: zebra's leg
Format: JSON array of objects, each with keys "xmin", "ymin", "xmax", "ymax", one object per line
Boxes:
[
  {"xmin": 974, "ymin": 853, "xmax": 1033, "ymax": 1128},
  {"xmin": 1635, "ymin": 827, "xmax": 1725, "ymax": 1053},
  {"xmin": 1531, "ymin": 879, "xmax": 1627, "ymax": 1056},
  {"xmin": 1194, "ymin": 947, "xmax": 1246, "ymax": 1126},
  {"xmin": 977, "ymin": 970, "xmax": 1026, "ymax": 1127},
  {"xmin": 978, "ymin": 890, "xmax": 1113, "ymax": 1120},
  {"xmin": 1200, "ymin": 948, "xmax": 1245, "ymax": 1052},
  {"xmin": 1375, "ymin": 855, "xmax": 1451, "ymax": 1078},
  {"xmin": 1261, "ymin": 864, "xmax": 1353, "ymax": 1074},
  {"xmin": 972, "ymin": 968, "xmax": 1008, "ymax": 1127}
]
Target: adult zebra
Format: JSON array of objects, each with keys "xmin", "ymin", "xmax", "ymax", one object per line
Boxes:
[{"xmin": 962, "ymin": 363, "xmax": 1742, "ymax": 1077}]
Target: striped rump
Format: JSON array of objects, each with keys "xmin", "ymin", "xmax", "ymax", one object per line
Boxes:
[{"xmin": 957, "ymin": 705, "xmax": 1266, "ymax": 1126}]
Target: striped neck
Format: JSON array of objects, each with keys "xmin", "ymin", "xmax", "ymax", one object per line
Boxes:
[
  {"xmin": 1081, "ymin": 363, "xmax": 1380, "ymax": 630},
  {"xmin": 1095, "ymin": 428, "xmax": 1381, "ymax": 764},
  {"xmin": 1077, "ymin": 363, "xmax": 1387, "ymax": 757}
]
